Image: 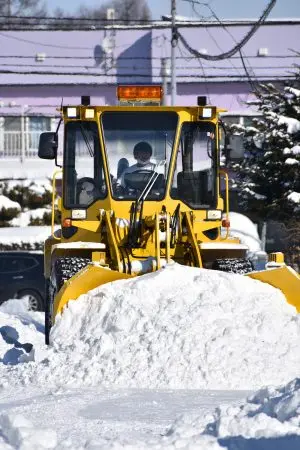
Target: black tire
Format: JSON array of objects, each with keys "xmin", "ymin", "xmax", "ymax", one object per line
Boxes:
[
  {"xmin": 45, "ymin": 257, "xmax": 90, "ymax": 345},
  {"xmin": 52, "ymin": 256, "xmax": 91, "ymax": 292},
  {"xmin": 45, "ymin": 279, "xmax": 51, "ymax": 345},
  {"xmin": 212, "ymin": 258, "xmax": 253, "ymax": 275},
  {"xmin": 18, "ymin": 289, "xmax": 44, "ymax": 311}
]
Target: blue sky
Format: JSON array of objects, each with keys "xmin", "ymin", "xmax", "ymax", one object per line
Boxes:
[{"xmin": 49, "ymin": 0, "xmax": 300, "ymax": 19}]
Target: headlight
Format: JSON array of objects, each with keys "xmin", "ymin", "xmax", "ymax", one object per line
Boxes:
[
  {"xmin": 71, "ymin": 209, "xmax": 87, "ymax": 220},
  {"xmin": 202, "ymin": 107, "xmax": 212, "ymax": 118},
  {"xmin": 85, "ymin": 109, "xmax": 95, "ymax": 119},
  {"xmin": 67, "ymin": 107, "xmax": 77, "ymax": 118}
]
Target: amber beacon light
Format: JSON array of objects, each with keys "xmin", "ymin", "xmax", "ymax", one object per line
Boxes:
[{"xmin": 117, "ymin": 85, "xmax": 163, "ymax": 101}]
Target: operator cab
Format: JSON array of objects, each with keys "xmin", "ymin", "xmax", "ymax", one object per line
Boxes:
[{"xmin": 38, "ymin": 85, "xmax": 219, "ymax": 210}]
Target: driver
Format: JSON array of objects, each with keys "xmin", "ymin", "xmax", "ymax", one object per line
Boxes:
[
  {"xmin": 117, "ymin": 141, "xmax": 155, "ymax": 189},
  {"xmin": 78, "ymin": 179, "xmax": 97, "ymax": 205}
]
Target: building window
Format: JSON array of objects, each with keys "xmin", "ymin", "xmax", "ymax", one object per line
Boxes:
[{"xmin": 29, "ymin": 116, "xmax": 51, "ymax": 132}]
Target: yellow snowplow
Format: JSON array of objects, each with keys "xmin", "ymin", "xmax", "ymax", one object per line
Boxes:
[{"xmin": 39, "ymin": 86, "xmax": 300, "ymax": 344}]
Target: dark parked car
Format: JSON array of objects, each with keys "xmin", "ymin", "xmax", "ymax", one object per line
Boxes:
[{"xmin": 0, "ymin": 251, "xmax": 45, "ymax": 311}]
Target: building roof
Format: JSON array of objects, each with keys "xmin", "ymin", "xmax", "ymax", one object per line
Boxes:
[{"xmin": 0, "ymin": 21, "xmax": 298, "ymax": 86}]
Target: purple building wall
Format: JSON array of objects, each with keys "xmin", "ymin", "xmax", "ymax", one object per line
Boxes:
[{"xmin": 0, "ymin": 21, "xmax": 298, "ymax": 118}]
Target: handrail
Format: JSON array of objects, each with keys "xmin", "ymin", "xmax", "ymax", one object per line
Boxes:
[
  {"xmin": 219, "ymin": 169, "xmax": 230, "ymax": 240},
  {"xmin": 52, "ymin": 169, "xmax": 62, "ymax": 241}
]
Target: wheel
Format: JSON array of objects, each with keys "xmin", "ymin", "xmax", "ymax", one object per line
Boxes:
[
  {"xmin": 212, "ymin": 258, "xmax": 253, "ymax": 275},
  {"xmin": 44, "ymin": 280, "xmax": 52, "ymax": 345},
  {"xmin": 52, "ymin": 257, "xmax": 91, "ymax": 292},
  {"xmin": 18, "ymin": 289, "xmax": 44, "ymax": 311},
  {"xmin": 45, "ymin": 257, "xmax": 90, "ymax": 345}
]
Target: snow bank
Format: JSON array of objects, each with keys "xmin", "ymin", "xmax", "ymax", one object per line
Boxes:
[
  {"xmin": 2, "ymin": 264, "xmax": 300, "ymax": 391},
  {"xmin": 160, "ymin": 377, "xmax": 300, "ymax": 450}
]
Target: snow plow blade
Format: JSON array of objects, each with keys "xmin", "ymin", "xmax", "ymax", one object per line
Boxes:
[
  {"xmin": 246, "ymin": 266, "xmax": 300, "ymax": 312},
  {"xmin": 53, "ymin": 264, "xmax": 131, "ymax": 318}
]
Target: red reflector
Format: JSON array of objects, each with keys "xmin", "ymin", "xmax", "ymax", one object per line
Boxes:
[
  {"xmin": 117, "ymin": 85, "xmax": 163, "ymax": 100},
  {"xmin": 222, "ymin": 218, "xmax": 230, "ymax": 228},
  {"xmin": 63, "ymin": 218, "xmax": 72, "ymax": 228}
]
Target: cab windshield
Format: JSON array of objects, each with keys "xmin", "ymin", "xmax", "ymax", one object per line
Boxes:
[{"xmin": 101, "ymin": 111, "xmax": 178, "ymax": 200}]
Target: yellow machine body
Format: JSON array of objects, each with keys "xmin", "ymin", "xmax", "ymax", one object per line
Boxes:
[{"xmin": 38, "ymin": 94, "xmax": 300, "ymax": 340}]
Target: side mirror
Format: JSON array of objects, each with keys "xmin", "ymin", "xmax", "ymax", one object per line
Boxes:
[{"xmin": 38, "ymin": 132, "xmax": 58, "ymax": 160}]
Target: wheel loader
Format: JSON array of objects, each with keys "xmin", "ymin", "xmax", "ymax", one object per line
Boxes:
[{"xmin": 38, "ymin": 85, "xmax": 300, "ymax": 344}]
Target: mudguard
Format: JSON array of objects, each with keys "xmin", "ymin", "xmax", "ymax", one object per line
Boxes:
[{"xmin": 246, "ymin": 265, "xmax": 300, "ymax": 312}]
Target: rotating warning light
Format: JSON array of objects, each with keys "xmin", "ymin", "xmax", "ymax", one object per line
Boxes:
[{"xmin": 117, "ymin": 85, "xmax": 163, "ymax": 102}]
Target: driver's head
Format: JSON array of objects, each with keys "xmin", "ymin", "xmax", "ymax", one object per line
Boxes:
[{"xmin": 133, "ymin": 141, "xmax": 152, "ymax": 166}]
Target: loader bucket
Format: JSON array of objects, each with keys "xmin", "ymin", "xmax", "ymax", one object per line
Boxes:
[
  {"xmin": 53, "ymin": 264, "xmax": 132, "ymax": 319},
  {"xmin": 246, "ymin": 265, "xmax": 300, "ymax": 312}
]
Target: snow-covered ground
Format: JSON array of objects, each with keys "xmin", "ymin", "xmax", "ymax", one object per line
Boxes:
[{"xmin": 0, "ymin": 264, "xmax": 300, "ymax": 449}]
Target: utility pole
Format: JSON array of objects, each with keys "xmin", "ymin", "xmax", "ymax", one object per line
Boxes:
[
  {"xmin": 161, "ymin": 58, "xmax": 168, "ymax": 106},
  {"xmin": 170, "ymin": 0, "xmax": 177, "ymax": 106}
]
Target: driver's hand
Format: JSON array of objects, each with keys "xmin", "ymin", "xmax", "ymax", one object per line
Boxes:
[{"xmin": 114, "ymin": 185, "xmax": 126, "ymax": 196}]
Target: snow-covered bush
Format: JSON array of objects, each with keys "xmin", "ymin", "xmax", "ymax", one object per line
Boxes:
[
  {"xmin": 0, "ymin": 195, "xmax": 21, "ymax": 226},
  {"xmin": 0, "ymin": 179, "xmax": 54, "ymax": 227}
]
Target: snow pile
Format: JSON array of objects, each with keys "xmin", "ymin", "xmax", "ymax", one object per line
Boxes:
[
  {"xmin": 225, "ymin": 212, "xmax": 261, "ymax": 252},
  {"xmin": 3, "ymin": 264, "xmax": 300, "ymax": 390},
  {"xmin": 160, "ymin": 377, "xmax": 300, "ymax": 450}
]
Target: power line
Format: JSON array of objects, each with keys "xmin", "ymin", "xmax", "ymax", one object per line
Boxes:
[
  {"xmin": 0, "ymin": 14, "xmax": 166, "ymax": 23},
  {"xmin": 190, "ymin": 1, "xmax": 261, "ymax": 94},
  {"xmin": 0, "ymin": 54, "xmax": 297, "ymax": 60},
  {"xmin": 0, "ymin": 68, "xmax": 293, "ymax": 79},
  {"xmin": 0, "ymin": 61, "xmax": 294, "ymax": 71},
  {"xmin": 177, "ymin": 0, "xmax": 276, "ymax": 60},
  {"xmin": 0, "ymin": 32, "xmax": 92, "ymax": 49}
]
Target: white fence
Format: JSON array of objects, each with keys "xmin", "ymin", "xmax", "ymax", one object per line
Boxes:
[{"xmin": 0, "ymin": 131, "xmax": 63, "ymax": 160}]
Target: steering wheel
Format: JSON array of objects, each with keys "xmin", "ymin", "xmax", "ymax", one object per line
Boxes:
[{"xmin": 124, "ymin": 170, "xmax": 165, "ymax": 194}]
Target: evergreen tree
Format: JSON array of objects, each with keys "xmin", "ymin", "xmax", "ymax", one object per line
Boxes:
[
  {"xmin": 229, "ymin": 74, "xmax": 300, "ymax": 222},
  {"xmin": 0, "ymin": 0, "xmax": 47, "ymax": 16}
]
